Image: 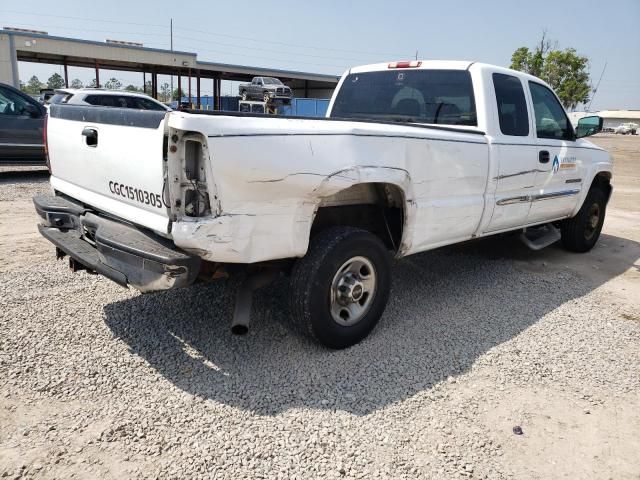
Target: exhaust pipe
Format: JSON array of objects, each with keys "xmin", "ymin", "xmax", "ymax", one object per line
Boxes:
[{"xmin": 231, "ymin": 270, "xmax": 280, "ymax": 335}]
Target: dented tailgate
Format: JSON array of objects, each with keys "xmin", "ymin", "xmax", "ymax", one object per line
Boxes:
[{"xmin": 47, "ymin": 105, "xmax": 171, "ymax": 234}]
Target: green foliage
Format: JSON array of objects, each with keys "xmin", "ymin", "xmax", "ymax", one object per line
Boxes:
[
  {"xmin": 70, "ymin": 78, "xmax": 83, "ymax": 89},
  {"xmin": 172, "ymin": 88, "xmax": 185, "ymax": 100},
  {"xmin": 22, "ymin": 75, "xmax": 44, "ymax": 95},
  {"xmin": 47, "ymin": 73, "xmax": 65, "ymax": 89},
  {"xmin": 510, "ymin": 34, "xmax": 591, "ymax": 110},
  {"xmin": 87, "ymin": 79, "xmax": 98, "ymax": 88},
  {"xmin": 104, "ymin": 77, "xmax": 123, "ymax": 90},
  {"xmin": 159, "ymin": 82, "xmax": 171, "ymax": 102},
  {"xmin": 124, "ymin": 84, "xmax": 140, "ymax": 92}
]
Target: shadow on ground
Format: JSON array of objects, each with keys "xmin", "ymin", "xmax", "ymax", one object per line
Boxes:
[{"xmin": 103, "ymin": 233, "xmax": 639, "ymax": 416}]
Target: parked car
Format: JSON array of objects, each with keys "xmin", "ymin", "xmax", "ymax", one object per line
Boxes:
[
  {"xmin": 35, "ymin": 60, "xmax": 611, "ymax": 349},
  {"xmin": 614, "ymin": 122, "xmax": 638, "ymax": 135},
  {"xmin": 49, "ymin": 88, "xmax": 171, "ymax": 111},
  {"xmin": 239, "ymin": 77, "xmax": 292, "ymax": 102},
  {"xmin": 0, "ymin": 82, "xmax": 47, "ymax": 166},
  {"xmin": 168, "ymin": 100, "xmax": 191, "ymax": 110}
]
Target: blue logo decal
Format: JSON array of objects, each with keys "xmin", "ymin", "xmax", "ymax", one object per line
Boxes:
[{"xmin": 552, "ymin": 155, "xmax": 560, "ymax": 173}]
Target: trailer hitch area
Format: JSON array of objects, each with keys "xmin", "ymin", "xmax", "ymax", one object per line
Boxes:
[{"xmin": 68, "ymin": 257, "xmax": 96, "ymax": 275}]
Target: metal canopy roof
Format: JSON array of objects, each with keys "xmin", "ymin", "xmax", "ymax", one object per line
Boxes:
[{"xmin": 2, "ymin": 29, "xmax": 340, "ymax": 88}]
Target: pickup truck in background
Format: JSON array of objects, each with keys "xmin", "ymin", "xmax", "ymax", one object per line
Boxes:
[
  {"xmin": 239, "ymin": 77, "xmax": 293, "ymax": 102},
  {"xmin": 34, "ymin": 60, "xmax": 612, "ymax": 349}
]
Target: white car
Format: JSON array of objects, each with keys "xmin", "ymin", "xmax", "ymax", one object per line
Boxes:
[
  {"xmin": 35, "ymin": 60, "xmax": 612, "ymax": 349},
  {"xmin": 614, "ymin": 123, "xmax": 638, "ymax": 135},
  {"xmin": 49, "ymin": 88, "xmax": 170, "ymax": 111}
]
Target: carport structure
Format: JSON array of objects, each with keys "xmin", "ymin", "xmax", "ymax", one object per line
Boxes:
[{"xmin": 0, "ymin": 29, "xmax": 339, "ymax": 108}]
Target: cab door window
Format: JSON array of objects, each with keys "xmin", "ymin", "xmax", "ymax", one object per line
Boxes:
[
  {"xmin": 0, "ymin": 86, "xmax": 33, "ymax": 116},
  {"xmin": 529, "ymin": 82, "xmax": 574, "ymax": 141}
]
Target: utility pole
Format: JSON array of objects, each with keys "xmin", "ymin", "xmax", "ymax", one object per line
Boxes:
[
  {"xmin": 415, "ymin": 49, "xmax": 418, "ymax": 61},
  {"xmin": 170, "ymin": 18, "xmax": 174, "ymax": 100},
  {"xmin": 587, "ymin": 61, "xmax": 607, "ymax": 112}
]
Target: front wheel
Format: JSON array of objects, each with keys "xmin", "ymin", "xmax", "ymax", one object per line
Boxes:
[
  {"xmin": 289, "ymin": 227, "xmax": 391, "ymax": 349},
  {"xmin": 560, "ymin": 187, "xmax": 607, "ymax": 252},
  {"xmin": 263, "ymin": 91, "xmax": 271, "ymax": 102},
  {"xmin": 241, "ymin": 91, "xmax": 248, "ymax": 101}
]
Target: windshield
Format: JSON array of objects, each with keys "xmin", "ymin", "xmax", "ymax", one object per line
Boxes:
[
  {"xmin": 262, "ymin": 78, "xmax": 283, "ymax": 85},
  {"xmin": 330, "ymin": 69, "xmax": 477, "ymax": 126}
]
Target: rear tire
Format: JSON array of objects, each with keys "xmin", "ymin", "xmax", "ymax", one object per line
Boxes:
[
  {"xmin": 560, "ymin": 187, "xmax": 607, "ymax": 252},
  {"xmin": 289, "ymin": 227, "xmax": 391, "ymax": 349}
]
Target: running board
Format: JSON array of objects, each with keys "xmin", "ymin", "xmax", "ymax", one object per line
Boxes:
[{"xmin": 519, "ymin": 224, "xmax": 561, "ymax": 251}]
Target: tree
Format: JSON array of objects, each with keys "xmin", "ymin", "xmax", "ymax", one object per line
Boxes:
[
  {"xmin": 87, "ymin": 78, "xmax": 98, "ymax": 88},
  {"xmin": 70, "ymin": 78, "xmax": 83, "ymax": 89},
  {"xmin": 172, "ymin": 87, "xmax": 185, "ymax": 100},
  {"xmin": 159, "ymin": 82, "xmax": 171, "ymax": 102},
  {"xmin": 124, "ymin": 84, "xmax": 140, "ymax": 92},
  {"xmin": 24, "ymin": 75, "xmax": 44, "ymax": 95},
  {"xmin": 510, "ymin": 32, "xmax": 590, "ymax": 110},
  {"xmin": 105, "ymin": 77, "xmax": 123, "ymax": 90},
  {"xmin": 47, "ymin": 73, "xmax": 65, "ymax": 89}
]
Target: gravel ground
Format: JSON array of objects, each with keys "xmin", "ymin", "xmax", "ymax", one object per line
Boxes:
[{"xmin": 1, "ymin": 137, "xmax": 639, "ymax": 479}]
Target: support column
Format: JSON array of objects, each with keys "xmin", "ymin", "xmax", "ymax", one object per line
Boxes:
[
  {"xmin": 63, "ymin": 60, "xmax": 69, "ymax": 88},
  {"xmin": 2, "ymin": 33, "xmax": 20, "ymax": 87},
  {"xmin": 177, "ymin": 74, "xmax": 182, "ymax": 102},
  {"xmin": 304, "ymin": 80, "xmax": 309, "ymax": 98},
  {"xmin": 196, "ymin": 69, "xmax": 201, "ymax": 109},
  {"xmin": 213, "ymin": 77, "xmax": 218, "ymax": 110},
  {"xmin": 217, "ymin": 78, "xmax": 221, "ymax": 110},
  {"xmin": 143, "ymin": 72, "xmax": 147, "ymax": 94},
  {"xmin": 188, "ymin": 68, "xmax": 192, "ymax": 107},
  {"xmin": 152, "ymin": 72, "xmax": 158, "ymax": 99},
  {"xmin": 94, "ymin": 61, "xmax": 100, "ymax": 88}
]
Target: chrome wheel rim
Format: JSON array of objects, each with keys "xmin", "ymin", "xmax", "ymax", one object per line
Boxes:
[
  {"xmin": 585, "ymin": 203, "xmax": 600, "ymax": 240},
  {"xmin": 329, "ymin": 256, "xmax": 377, "ymax": 326}
]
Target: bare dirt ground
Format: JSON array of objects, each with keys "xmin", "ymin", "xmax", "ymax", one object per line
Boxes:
[{"xmin": 0, "ymin": 135, "xmax": 639, "ymax": 479}]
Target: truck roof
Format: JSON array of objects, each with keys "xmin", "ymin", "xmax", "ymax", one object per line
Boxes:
[{"xmin": 348, "ymin": 60, "xmax": 549, "ymax": 86}]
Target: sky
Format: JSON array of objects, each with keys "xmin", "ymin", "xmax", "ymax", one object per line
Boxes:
[{"xmin": 3, "ymin": 0, "xmax": 639, "ymax": 110}]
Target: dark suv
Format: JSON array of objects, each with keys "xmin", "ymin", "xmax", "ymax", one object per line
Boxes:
[{"xmin": 0, "ymin": 83, "xmax": 47, "ymax": 166}]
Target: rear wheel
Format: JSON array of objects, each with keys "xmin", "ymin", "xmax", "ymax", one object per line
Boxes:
[
  {"xmin": 560, "ymin": 187, "xmax": 607, "ymax": 252},
  {"xmin": 289, "ymin": 227, "xmax": 391, "ymax": 349}
]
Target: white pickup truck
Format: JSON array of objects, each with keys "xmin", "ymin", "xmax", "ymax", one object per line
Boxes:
[{"xmin": 35, "ymin": 60, "xmax": 612, "ymax": 349}]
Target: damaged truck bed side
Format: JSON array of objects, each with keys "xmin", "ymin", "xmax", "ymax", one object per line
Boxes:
[{"xmin": 35, "ymin": 61, "xmax": 613, "ymax": 348}]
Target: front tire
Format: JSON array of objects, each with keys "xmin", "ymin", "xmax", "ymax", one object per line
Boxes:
[
  {"xmin": 289, "ymin": 227, "xmax": 391, "ymax": 349},
  {"xmin": 241, "ymin": 90, "xmax": 248, "ymax": 101},
  {"xmin": 263, "ymin": 91, "xmax": 271, "ymax": 103},
  {"xmin": 560, "ymin": 187, "xmax": 607, "ymax": 252}
]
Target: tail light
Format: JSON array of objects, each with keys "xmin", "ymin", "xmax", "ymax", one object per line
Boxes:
[
  {"xmin": 43, "ymin": 113, "xmax": 51, "ymax": 174},
  {"xmin": 388, "ymin": 61, "xmax": 422, "ymax": 69}
]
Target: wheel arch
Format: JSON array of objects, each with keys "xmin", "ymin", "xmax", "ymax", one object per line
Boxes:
[{"xmin": 309, "ymin": 169, "xmax": 415, "ymax": 256}]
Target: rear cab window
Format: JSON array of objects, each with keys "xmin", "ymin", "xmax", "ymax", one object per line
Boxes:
[
  {"xmin": 330, "ymin": 69, "xmax": 477, "ymax": 126},
  {"xmin": 492, "ymin": 73, "xmax": 529, "ymax": 136},
  {"xmin": 49, "ymin": 93, "xmax": 72, "ymax": 105}
]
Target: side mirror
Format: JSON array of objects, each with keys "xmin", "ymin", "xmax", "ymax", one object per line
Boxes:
[
  {"xmin": 576, "ymin": 115, "xmax": 603, "ymax": 139},
  {"xmin": 24, "ymin": 103, "xmax": 42, "ymax": 118}
]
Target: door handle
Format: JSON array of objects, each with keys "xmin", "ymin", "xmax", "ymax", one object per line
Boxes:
[
  {"xmin": 539, "ymin": 150, "xmax": 550, "ymax": 164},
  {"xmin": 82, "ymin": 128, "xmax": 98, "ymax": 147}
]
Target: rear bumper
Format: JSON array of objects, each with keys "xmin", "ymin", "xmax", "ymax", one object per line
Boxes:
[{"xmin": 34, "ymin": 194, "xmax": 201, "ymax": 292}]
